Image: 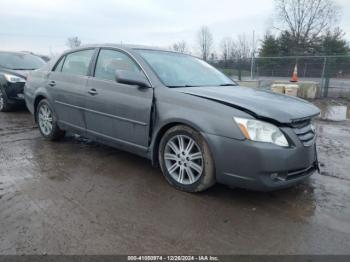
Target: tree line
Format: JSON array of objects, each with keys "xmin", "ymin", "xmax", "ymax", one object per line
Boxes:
[
  {"xmin": 174, "ymin": 0, "xmax": 349, "ymax": 61},
  {"xmin": 260, "ymin": 0, "xmax": 349, "ymax": 57},
  {"xmin": 67, "ymin": 0, "xmax": 349, "ymax": 63}
]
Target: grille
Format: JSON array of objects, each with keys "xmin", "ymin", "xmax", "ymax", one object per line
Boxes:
[{"xmin": 291, "ymin": 119, "xmax": 316, "ymax": 147}]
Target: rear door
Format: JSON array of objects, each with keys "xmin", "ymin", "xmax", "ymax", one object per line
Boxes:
[
  {"xmin": 48, "ymin": 49, "xmax": 95, "ymax": 133},
  {"xmin": 85, "ymin": 48, "xmax": 153, "ymax": 150}
]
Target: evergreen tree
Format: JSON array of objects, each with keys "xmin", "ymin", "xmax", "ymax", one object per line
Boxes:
[
  {"xmin": 259, "ymin": 34, "xmax": 280, "ymax": 57},
  {"xmin": 259, "ymin": 29, "xmax": 349, "ymax": 57},
  {"xmin": 320, "ymin": 28, "xmax": 350, "ymax": 55}
]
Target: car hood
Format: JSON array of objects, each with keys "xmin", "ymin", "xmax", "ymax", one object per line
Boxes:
[
  {"xmin": 174, "ymin": 86, "xmax": 320, "ymax": 124},
  {"xmin": 1, "ymin": 68, "xmax": 33, "ymax": 79}
]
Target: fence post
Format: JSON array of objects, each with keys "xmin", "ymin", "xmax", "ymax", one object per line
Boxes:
[
  {"xmin": 238, "ymin": 59, "xmax": 242, "ymax": 81},
  {"xmin": 321, "ymin": 57, "xmax": 327, "ymax": 97}
]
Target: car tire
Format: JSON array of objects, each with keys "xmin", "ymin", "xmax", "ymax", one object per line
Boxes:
[
  {"xmin": 159, "ymin": 125, "xmax": 215, "ymax": 192},
  {"xmin": 36, "ymin": 99, "xmax": 65, "ymax": 141},
  {"xmin": 0, "ymin": 87, "xmax": 12, "ymax": 112}
]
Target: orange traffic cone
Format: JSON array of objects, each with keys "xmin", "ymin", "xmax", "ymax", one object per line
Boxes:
[{"xmin": 290, "ymin": 64, "xmax": 298, "ymax": 82}]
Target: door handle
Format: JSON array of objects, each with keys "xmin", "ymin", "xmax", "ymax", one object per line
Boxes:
[
  {"xmin": 48, "ymin": 80, "xmax": 56, "ymax": 87},
  {"xmin": 88, "ymin": 88, "xmax": 98, "ymax": 96}
]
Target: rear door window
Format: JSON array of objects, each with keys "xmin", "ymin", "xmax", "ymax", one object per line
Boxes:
[{"xmin": 61, "ymin": 49, "xmax": 95, "ymax": 76}]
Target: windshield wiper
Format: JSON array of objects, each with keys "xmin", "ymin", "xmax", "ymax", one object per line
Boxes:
[
  {"xmin": 168, "ymin": 84, "xmax": 237, "ymax": 88},
  {"xmin": 219, "ymin": 83, "xmax": 237, "ymax": 86},
  {"xmin": 167, "ymin": 85, "xmax": 200, "ymax": 88}
]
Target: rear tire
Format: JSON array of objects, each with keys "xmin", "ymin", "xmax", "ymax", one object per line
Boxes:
[
  {"xmin": 159, "ymin": 125, "xmax": 215, "ymax": 193},
  {"xmin": 0, "ymin": 87, "xmax": 12, "ymax": 112},
  {"xmin": 36, "ymin": 99, "xmax": 65, "ymax": 141}
]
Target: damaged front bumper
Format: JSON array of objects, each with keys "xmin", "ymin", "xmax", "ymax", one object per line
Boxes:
[{"xmin": 202, "ymin": 132, "xmax": 319, "ymax": 191}]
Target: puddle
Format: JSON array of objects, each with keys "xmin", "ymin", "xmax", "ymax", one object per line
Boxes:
[{"xmin": 321, "ymin": 105, "xmax": 348, "ymax": 121}]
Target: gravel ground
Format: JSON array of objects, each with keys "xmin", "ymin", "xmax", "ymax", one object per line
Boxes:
[{"xmin": 0, "ymin": 109, "xmax": 350, "ymax": 255}]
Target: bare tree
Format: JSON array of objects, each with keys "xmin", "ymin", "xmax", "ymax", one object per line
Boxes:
[
  {"xmin": 220, "ymin": 37, "xmax": 235, "ymax": 63},
  {"xmin": 197, "ymin": 26, "xmax": 213, "ymax": 61},
  {"xmin": 224, "ymin": 34, "xmax": 253, "ymax": 81},
  {"xmin": 220, "ymin": 34, "xmax": 253, "ymax": 62},
  {"xmin": 274, "ymin": 0, "xmax": 339, "ymax": 44},
  {"xmin": 209, "ymin": 52, "xmax": 218, "ymax": 63},
  {"xmin": 66, "ymin": 36, "xmax": 82, "ymax": 49},
  {"xmin": 232, "ymin": 34, "xmax": 252, "ymax": 60},
  {"xmin": 172, "ymin": 41, "xmax": 188, "ymax": 53}
]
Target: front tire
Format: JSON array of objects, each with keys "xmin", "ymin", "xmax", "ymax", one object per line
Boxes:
[
  {"xmin": 159, "ymin": 125, "xmax": 215, "ymax": 192},
  {"xmin": 0, "ymin": 87, "xmax": 12, "ymax": 112},
  {"xmin": 36, "ymin": 99, "xmax": 65, "ymax": 141}
]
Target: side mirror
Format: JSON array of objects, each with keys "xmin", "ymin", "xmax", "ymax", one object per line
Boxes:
[{"xmin": 115, "ymin": 70, "xmax": 151, "ymax": 88}]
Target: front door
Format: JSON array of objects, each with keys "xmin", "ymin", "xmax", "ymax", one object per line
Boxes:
[{"xmin": 84, "ymin": 48, "xmax": 153, "ymax": 150}]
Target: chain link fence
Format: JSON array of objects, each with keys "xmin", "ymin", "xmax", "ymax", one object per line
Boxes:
[{"xmin": 212, "ymin": 55, "xmax": 350, "ymax": 98}]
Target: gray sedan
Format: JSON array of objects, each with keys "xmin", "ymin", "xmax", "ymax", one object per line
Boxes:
[{"xmin": 24, "ymin": 45, "xmax": 320, "ymax": 192}]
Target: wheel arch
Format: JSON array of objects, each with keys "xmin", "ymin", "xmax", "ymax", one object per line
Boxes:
[
  {"xmin": 33, "ymin": 95, "xmax": 47, "ymax": 122},
  {"xmin": 151, "ymin": 120, "xmax": 207, "ymax": 167}
]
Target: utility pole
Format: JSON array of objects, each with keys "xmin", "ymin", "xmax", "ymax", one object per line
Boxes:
[{"xmin": 250, "ymin": 30, "xmax": 255, "ymax": 80}]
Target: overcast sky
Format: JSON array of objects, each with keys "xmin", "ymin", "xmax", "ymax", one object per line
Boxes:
[{"xmin": 0, "ymin": 0, "xmax": 349, "ymax": 56}]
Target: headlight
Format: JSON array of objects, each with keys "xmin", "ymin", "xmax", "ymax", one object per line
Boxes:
[
  {"xmin": 4, "ymin": 73, "xmax": 26, "ymax": 83},
  {"xmin": 234, "ymin": 117, "xmax": 289, "ymax": 147}
]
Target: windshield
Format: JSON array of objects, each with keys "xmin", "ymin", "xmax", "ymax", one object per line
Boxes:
[
  {"xmin": 0, "ymin": 52, "xmax": 45, "ymax": 70},
  {"xmin": 137, "ymin": 49, "xmax": 236, "ymax": 87}
]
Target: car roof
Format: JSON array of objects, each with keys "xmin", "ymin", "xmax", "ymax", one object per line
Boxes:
[
  {"xmin": 63, "ymin": 44, "xmax": 179, "ymax": 55},
  {"xmin": 0, "ymin": 51, "xmax": 34, "ymax": 55}
]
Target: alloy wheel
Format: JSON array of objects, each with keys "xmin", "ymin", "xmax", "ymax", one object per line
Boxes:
[
  {"xmin": 164, "ymin": 135, "xmax": 203, "ymax": 185},
  {"xmin": 38, "ymin": 104, "xmax": 53, "ymax": 136}
]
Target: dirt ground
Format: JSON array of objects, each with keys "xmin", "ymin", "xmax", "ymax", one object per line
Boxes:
[{"xmin": 0, "ymin": 109, "xmax": 350, "ymax": 255}]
